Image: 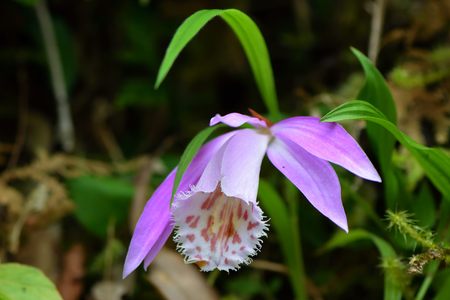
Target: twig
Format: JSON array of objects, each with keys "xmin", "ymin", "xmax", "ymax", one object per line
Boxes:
[
  {"xmin": 35, "ymin": 0, "xmax": 75, "ymax": 152},
  {"xmin": 251, "ymin": 259, "xmax": 289, "ymax": 274},
  {"xmin": 368, "ymin": 0, "xmax": 387, "ymax": 65}
]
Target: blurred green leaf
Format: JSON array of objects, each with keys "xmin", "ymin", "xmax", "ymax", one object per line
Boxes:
[
  {"xmin": 54, "ymin": 19, "xmax": 78, "ymax": 90},
  {"xmin": 258, "ymin": 180, "xmax": 292, "ymax": 261},
  {"xmin": 115, "ymin": 80, "xmax": 166, "ymax": 108},
  {"xmin": 67, "ymin": 176, "xmax": 134, "ymax": 237},
  {"xmin": 118, "ymin": 7, "xmax": 158, "ymax": 67},
  {"xmin": 322, "ymin": 100, "xmax": 450, "ymax": 199},
  {"xmin": 352, "ymin": 48, "xmax": 399, "ymax": 208},
  {"xmin": 411, "ymin": 182, "xmax": 436, "ymax": 228},
  {"xmin": 155, "ymin": 9, "xmax": 280, "ymax": 119},
  {"xmin": 434, "ymin": 271, "xmax": 450, "ymax": 300},
  {"xmin": 171, "ymin": 125, "xmax": 224, "ymax": 204},
  {"xmin": 323, "ymin": 229, "xmax": 401, "ymax": 300},
  {"xmin": 0, "ymin": 263, "xmax": 62, "ymax": 300},
  {"xmin": 258, "ymin": 180, "xmax": 305, "ymax": 300}
]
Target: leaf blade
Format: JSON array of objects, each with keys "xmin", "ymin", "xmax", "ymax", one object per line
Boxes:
[
  {"xmin": 0, "ymin": 263, "xmax": 63, "ymax": 300},
  {"xmin": 351, "ymin": 48, "xmax": 399, "ymax": 208},
  {"xmin": 154, "ymin": 9, "xmax": 280, "ymax": 118}
]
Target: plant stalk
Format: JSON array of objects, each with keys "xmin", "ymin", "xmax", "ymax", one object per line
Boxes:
[{"xmin": 35, "ymin": 0, "xmax": 75, "ymax": 152}]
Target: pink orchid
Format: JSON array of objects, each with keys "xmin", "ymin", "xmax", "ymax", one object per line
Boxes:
[{"xmin": 123, "ymin": 112, "xmax": 381, "ymax": 277}]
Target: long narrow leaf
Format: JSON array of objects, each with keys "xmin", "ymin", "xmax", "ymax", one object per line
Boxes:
[
  {"xmin": 154, "ymin": 9, "xmax": 280, "ymax": 119},
  {"xmin": 352, "ymin": 48, "xmax": 399, "ymax": 207},
  {"xmin": 154, "ymin": 10, "xmax": 221, "ymax": 89},
  {"xmin": 321, "ymin": 100, "xmax": 450, "ymax": 199}
]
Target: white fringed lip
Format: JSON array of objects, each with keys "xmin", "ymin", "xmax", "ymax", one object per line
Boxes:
[{"xmin": 172, "ymin": 185, "xmax": 268, "ymax": 272}]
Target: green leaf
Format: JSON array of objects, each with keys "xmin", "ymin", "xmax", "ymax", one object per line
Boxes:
[
  {"xmin": 258, "ymin": 180, "xmax": 292, "ymax": 264},
  {"xmin": 434, "ymin": 270, "xmax": 450, "ymax": 300},
  {"xmin": 66, "ymin": 176, "xmax": 134, "ymax": 237},
  {"xmin": 154, "ymin": 9, "xmax": 280, "ymax": 119},
  {"xmin": 411, "ymin": 182, "xmax": 436, "ymax": 228},
  {"xmin": 258, "ymin": 180, "xmax": 305, "ymax": 300},
  {"xmin": 171, "ymin": 125, "xmax": 224, "ymax": 203},
  {"xmin": 115, "ymin": 80, "xmax": 166, "ymax": 108},
  {"xmin": 352, "ymin": 48, "xmax": 399, "ymax": 208},
  {"xmin": 0, "ymin": 263, "xmax": 62, "ymax": 300},
  {"xmin": 323, "ymin": 230, "xmax": 401, "ymax": 300},
  {"xmin": 54, "ymin": 19, "xmax": 78, "ymax": 91},
  {"xmin": 352, "ymin": 48, "xmax": 397, "ymax": 123},
  {"xmin": 321, "ymin": 100, "xmax": 450, "ymax": 199}
]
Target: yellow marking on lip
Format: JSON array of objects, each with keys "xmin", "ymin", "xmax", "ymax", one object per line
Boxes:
[{"xmin": 195, "ymin": 260, "xmax": 208, "ymax": 268}]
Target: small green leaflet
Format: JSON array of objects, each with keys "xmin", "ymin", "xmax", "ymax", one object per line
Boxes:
[
  {"xmin": 321, "ymin": 100, "xmax": 450, "ymax": 199},
  {"xmin": 323, "ymin": 229, "xmax": 401, "ymax": 300},
  {"xmin": 171, "ymin": 125, "xmax": 224, "ymax": 204},
  {"xmin": 154, "ymin": 9, "xmax": 281, "ymax": 120},
  {"xmin": 0, "ymin": 263, "xmax": 62, "ymax": 300}
]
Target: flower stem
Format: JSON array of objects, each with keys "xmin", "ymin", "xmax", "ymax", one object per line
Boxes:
[{"xmin": 285, "ymin": 180, "xmax": 308, "ymax": 300}]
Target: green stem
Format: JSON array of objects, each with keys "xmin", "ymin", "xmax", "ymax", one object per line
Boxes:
[{"xmin": 285, "ymin": 180, "xmax": 308, "ymax": 300}]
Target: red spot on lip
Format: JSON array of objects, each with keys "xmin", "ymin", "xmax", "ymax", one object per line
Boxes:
[
  {"xmin": 210, "ymin": 234, "xmax": 218, "ymax": 252},
  {"xmin": 185, "ymin": 215, "xmax": 195, "ymax": 223},
  {"xmin": 201, "ymin": 196, "xmax": 214, "ymax": 210},
  {"xmin": 189, "ymin": 216, "xmax": 200, "ymax": 228},
  {"xmin": 247, "ymin": 221, "xmax": 259, "ymax": 231},
  {"xmin": 201, "ymin": 189, "xmax": 221, "ymax": 210},
  {"xmin": 243, "ymin": 210, "xmax": 248, "ymax": 221},
  {"xmin": 225, "ymin": 213, "xmax": 235, "ymax": 238},
  {"xmin": 201, "ymin": 216, "xmax": 214, "ymax": 241},
  {"xmin": 232, "ymin": 233, "xmax": 241, "ymax": 244},
  {"xmin": 196, "ymin": 246, "xmax": 201, "ymax": 252},
  {"xmin": 186, "ymin": 234, "xmax": 195, "ymax": 242},
  {"xmin": 237, "ymin": 203, "xmax": 243, "ymax": 219}
]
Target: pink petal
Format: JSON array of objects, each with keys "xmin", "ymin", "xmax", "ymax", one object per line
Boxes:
[
  {"xmin": 122, "ymin": 170, "xmax": 176, "ymax": 278},
  {"xmin": 143, "ymin": 222, "xmax": 173, "ymax": 269},
  {"xmin": 195, "ymin": 129, "xmax": 270, "ymax": 204},
  {"xmin": 271, "ymin": 117, "xmax": 381, "ymax": 182},
  {"xmin": 267, "ymin": 135, "xmax": 348, "ymax": 232},
  {"xmin": 210, "ymin": 113, "xmax": 267, "ymax": 128},
  {"xmin": 123, "ymin": 131, "xmax": 237, "ymax": 278}
]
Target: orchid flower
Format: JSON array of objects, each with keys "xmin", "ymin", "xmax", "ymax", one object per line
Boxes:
[{"xmin": 123, "ymin": 111, "xmax": 381, "ymax": 277}]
